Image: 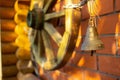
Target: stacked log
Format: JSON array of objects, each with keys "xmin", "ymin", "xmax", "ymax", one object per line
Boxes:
[
  {"xmin": 0, "ymin": 0, "xmax": 18, "ymax": 79},
  {"xmin": 14, "ymin": 0, "xmax": 34, "ymax": 80}
]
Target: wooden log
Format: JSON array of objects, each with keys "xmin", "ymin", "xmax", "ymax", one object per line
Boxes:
[
  {"xmin": 0, "ymin": 7, "xmax": 15, "ymax": 19},
  {"xmin": 17, "ymin": 72, "xmax": 39, "ymax": 80},
  {"xmin": 15, "ymin": 35, "xmax": 30, "ymax": 50},
  {"xmin": 0, "ymin": 0, "xmax": 16, "ymax": 7},
  {"xmin": 17, "ymin": 60, "xmax": 34, "ymax": 74},
  {"xmin": 15, "ymin": 23, "xmax": 28, "ymax": 35},
  {"xmin": 1, "ymin": 43, "xmax": 18, "ymax": 54},
  {"xmin": 3, "ymin": 77, "xmax": 17, "ymax": 80},
  {"xmin": 1, "ymin": 31, "xmax": 18, "ymax": 42},
  {"xmin": 14, "ymin": 0, "xmax": 30, "ymax": 12},
  {"xmin": 2, "ymin": 65, "xmax": 18, "ymax": 78},
  {"xmin": 14, "ymin": 13, "xmax": 27, "ymax": 24},
  {"xmin": 2, "ymin": 54, "xmax": 18, "ymax": 66},
  {"xmin": 18, "ymin": 0, "xmax": 31, "ymax": 6},
  {"xmin": 1, "ymin": 19, "xmax": 16, "ymax": 31},
  {"xmin": 16, "ymin": 48, "xmax": 31, "ymax": 60}
]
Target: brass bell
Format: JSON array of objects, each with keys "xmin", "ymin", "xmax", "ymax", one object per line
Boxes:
[{"xmin": 81, "ymin": 16, "xmax": 104, "ymax": 52}]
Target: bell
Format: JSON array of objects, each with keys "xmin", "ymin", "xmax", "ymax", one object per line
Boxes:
[{"xmin": 81, "ymin": 16, "xmax": 104, "ymax": 52}]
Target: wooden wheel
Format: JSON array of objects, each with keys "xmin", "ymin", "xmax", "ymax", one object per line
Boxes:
[{"xmin": 27, "ymin": 0, "xmax": 81, "ymax": 70}]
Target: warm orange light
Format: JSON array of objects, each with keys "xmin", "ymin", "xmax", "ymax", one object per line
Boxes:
[
  {"xmin": 77, "ymin": 57, "xmax": 85, "ymax": 66},
  {"xmin": 15, "ymin": 22, "xmax": 29, "ymax": 35},
  {"xmin": 15, "ymin": 35, "xmax": 30, "ymax": 50},
  {"xmin": 14, "ymin": 0, "xmax": 31, "ymax": 52},
  {"xmin": 116, "ymin": 14, "xmax": 120, "ymax": 47},
  {"xmin": 76, "ymin": 27, "xmax": 82, "ymax": 48},
  {"xmin": 85, "ymin": 71, "xmax": 101, "ymax": 80}
]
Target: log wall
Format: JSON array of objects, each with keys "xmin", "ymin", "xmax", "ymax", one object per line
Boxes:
[{"xmin": 0, "ymin": 0, "xmax": 18, "ymax": 79}]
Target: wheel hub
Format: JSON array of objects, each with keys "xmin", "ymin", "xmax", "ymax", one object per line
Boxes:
[{"xmin": 27, "ymin": 8, "xmax": 44, "ymax": 30}]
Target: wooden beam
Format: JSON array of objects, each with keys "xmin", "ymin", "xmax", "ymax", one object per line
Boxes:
[{"xmin": 0, "ymin": 7, "xmax": 15, "ymax": 19}]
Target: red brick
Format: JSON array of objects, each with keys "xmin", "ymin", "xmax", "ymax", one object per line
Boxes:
[
  {"xmin": 79, "ymin": 20, "xmax": 89, "ymax": 36},
  {"xmin": 81, "ymin": 5, "xmax": 89, "ymax": 19},
  {"xmin": 70, "ymin": 51, "xmax": 97, "ymax": 70},
  {"xmin": 97, "ymin": 13, "xmax": 119, "ymax": 34},
  {"xmin": 98, "ymin": 56, "xmax": 120, "ymax": 76},
  {"xmin": 62, "ymin": 65, "xmax": 85, "ymax": 80},
  {"xmin": 95, "ymin": 0, "xmax": 114, "ymax": 15},
  {"xmin": 97, "ymin": 36, "xmax": 117, "ymax": 55},
  {"xmin": 85, "ymin": 70, "xmax": 118, "ymax": 80},
  {"xmin": 84, "ymin": 71, "xmax": 101, "ymax": 80},
  {"xmin": 100, "ymin": 74, "xmax": 118, "ymax": 80},
  {"xmin": 81, "ymin": 0, "xmax": 114, "ymax": 17},
  {"xmin": 115, "ymin": 0, "xmax": 120, "ymax": 11},
  {"xmin": 75, "ymin": 20, "xmax": 88, "ymax": 51}
]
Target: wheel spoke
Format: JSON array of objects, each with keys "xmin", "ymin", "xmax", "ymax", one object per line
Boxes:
[
  {"xmin": 43, "ymin": 0, "xmax": 53, "ymax": 13},
  {"xmin": 57, "ymin": 32, "xmax": 70, "ymax": 62},
  {"xmin": 31, "ymin": 30, "xmax": 45, "ymax": 65},
  {"xmin": 41, "ymin": 30, "xmax": 55, "ymax": 62},
  {"xmin": 45, "ymin": 10, "xmax": 65, "ymax": 21},
  {"xmin": 37, "ymin": 30, "xmax": 45, "ymax": 57},
  {"xmin": 44, "ymin": 22, "xmax": 62, "ymax": 46},
  {"xmin": 28, "ymin": 28, "xmax": 37, "ymax": 46}
]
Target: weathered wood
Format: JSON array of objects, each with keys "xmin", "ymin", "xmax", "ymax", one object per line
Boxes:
[
  {"xmin": 0, "ymin": 7, "xmax": 15, "ymax": 19},
  {"xmin": 0, "ymin": 0, "xmax": 16, "ymax": 7},
  {"xmin": 18, "ymin": 0, "xmax": 31, "ymax": 6},
  {"xmin": 2, "ymin": 54, "xmax": 18, "ymax": 66},
  {"xmin": 3, "ymin": 77, "xmax": 17, "ymax": 80},
  {"xmin": 2, "ymin": 65, "xmax": 18, "ymax": 78},
  {"xmin": 1, "ymin": 43, "xmax": 18, "ymax": 54},
  {"xmin": 44, "ymin": 0, "xmax": 52, "ymax": 13},
  {"xmin": 45, "ymin": 10, "xmax": 65, "ymax": 21},
  {"xmin": 27, "ymin": 0, "xmax": 81, "ymax": 70},
  {"xmin": 44, "ymin": 23, "xmax": 62, "ymax": 46},
  {"xmin": 1, "ymin": 19, "xmax": 16, "ymax": 31},
  {"xmin": 42, "ymin": 30, "xmax": 55, "ymax": 61},
  {"xmin": 16, "ymin": 48, "xmax": 31, "ymax": 60},
  {"xmin": 17, "ymin": 60, "xmax": 34, "ymax": 74},
  {"xmin": 1, "ymin": 31, "xmax": 18, "ymax": 42}
]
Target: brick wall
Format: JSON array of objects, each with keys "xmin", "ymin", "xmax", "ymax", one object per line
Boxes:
[{"xmin": 39, "ymin": 0, "xmax": 120, "ymax": 80}]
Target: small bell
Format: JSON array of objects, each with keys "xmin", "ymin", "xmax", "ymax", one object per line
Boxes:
[{"xmin": 81, "ymin": 16, "xmax": 104, "ymax": 55}]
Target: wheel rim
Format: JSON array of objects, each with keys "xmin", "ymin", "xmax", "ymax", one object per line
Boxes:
[{"xmin": 26, "ymin": 0, "xmax": 81, "ymax": 70}]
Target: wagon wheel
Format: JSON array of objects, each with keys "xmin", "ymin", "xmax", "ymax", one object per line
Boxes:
[{"xmin": 27, "ymin": 0, "xmax": 81, "ymax": 71}]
